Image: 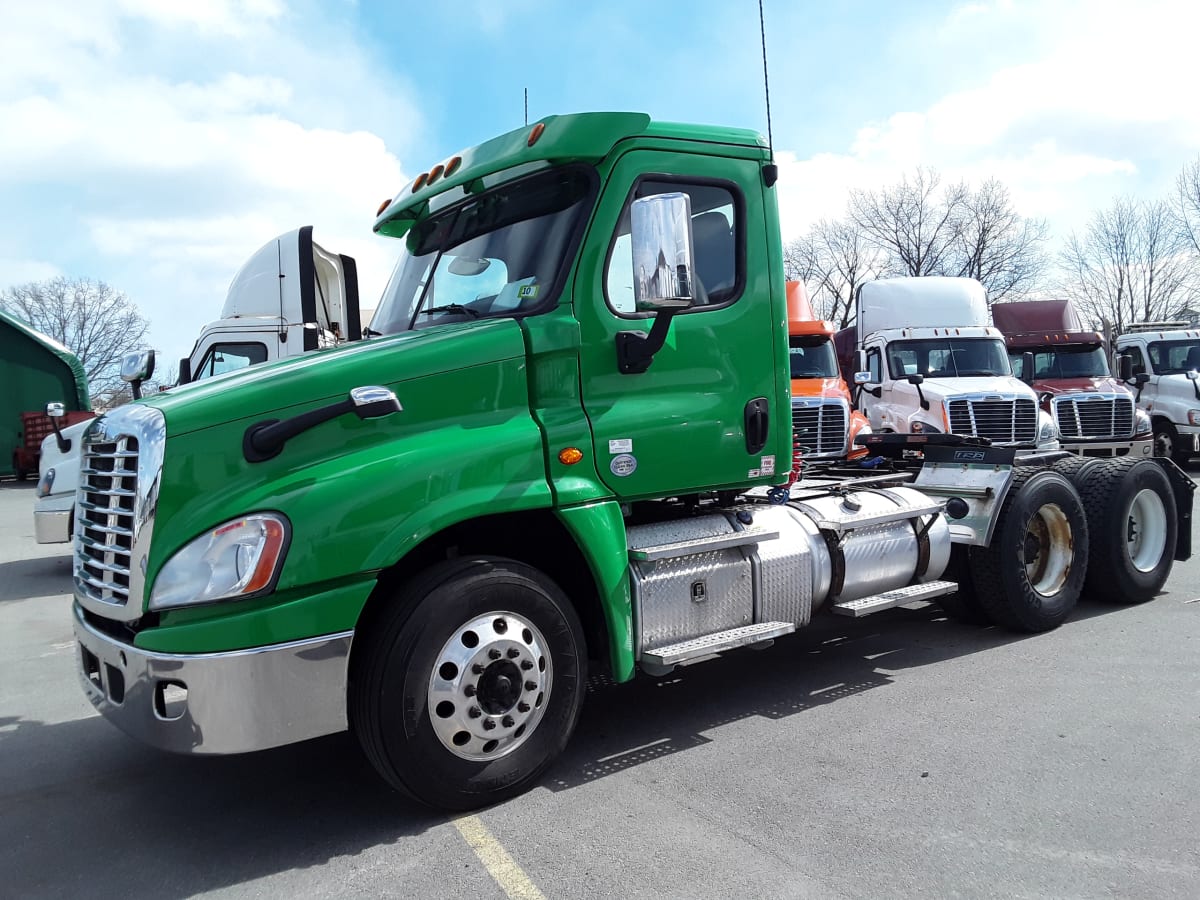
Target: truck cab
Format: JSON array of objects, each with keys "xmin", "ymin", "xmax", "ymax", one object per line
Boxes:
[
  {"xmin": 33, "ymin": 227, "xmax": 361, "ymax": 543},
  {"xmin": 840, "ymin": 277, "xmax": 1058, "ymax": 450},
  {"xmin": 785, "ymin": 281, "xmax": 870, "ymax": 461},
  {"xmin": 993, "ymin": 300, "xmax": 1151, "ymax": 458},
  {"xmin": 1115, "ymin": 325, "xmax": 1200, "ymax": 463}
]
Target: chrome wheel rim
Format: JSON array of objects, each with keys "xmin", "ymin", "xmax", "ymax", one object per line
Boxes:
[
  {"xmin": 427, "ymin": 611, "xmax": 551, "ymax": 761},
  {"xmin": 1127, "ymin": 488, "xmax": 1168, "ymax": 573},
  {"xmin": 1023, "ymin": 503, "xmax": 1073, "ymax": 596}
]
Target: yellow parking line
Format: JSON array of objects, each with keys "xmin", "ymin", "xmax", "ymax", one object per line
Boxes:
[{"xmin": 452, "ymin": 814, "xmax": 547, "ymax": 900}]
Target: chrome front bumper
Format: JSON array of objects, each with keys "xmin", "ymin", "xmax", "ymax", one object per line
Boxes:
[
  {"xmin": 73, "ymin": 605, "xmax": 352, "ymax": 754},
  {"xmin": 34, "ymin": 494, "xmax": 73, "ymax": 544},
  {"xmin": 1061, "ymin": 437, "xmax": 1154, "ymax": 458}
]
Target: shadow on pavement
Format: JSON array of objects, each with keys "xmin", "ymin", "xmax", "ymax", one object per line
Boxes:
[{"xmin": 0, "ymin": 554, "xmax": 74, "ymax": 603}]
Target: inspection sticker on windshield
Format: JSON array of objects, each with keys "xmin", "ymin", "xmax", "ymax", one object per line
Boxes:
[
  {"xmin": 517, "ymin": 284, "xmax": 539, "ymax": 300},
  {"xmin": 609, "ymin": 438, "xmax": 633, "ymax": 454},
  {"xmin": 760, "ymin": 455, "xmax": 776, "ymax": 476},
  {"xmin": 610, "ymin": 454, "xmax": 637, "ymax": 477}
]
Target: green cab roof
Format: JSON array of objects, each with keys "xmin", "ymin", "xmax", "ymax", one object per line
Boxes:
[
  {"xmin": 374, "ymin": 112, "xmax": 767, "ymax": 237},
  {"xmin": 0, "ymin": 307, "xmax": 90, "ymax": 409}
]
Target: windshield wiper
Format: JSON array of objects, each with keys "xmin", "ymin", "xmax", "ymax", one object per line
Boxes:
[{"xmin": 422, "ymin": 304, "xmax": 480, "ymax": 318}]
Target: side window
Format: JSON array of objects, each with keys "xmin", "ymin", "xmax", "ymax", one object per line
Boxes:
[
  {"xmin": 1128, "ymin": 346, "xmax": 1147, "ymax": 376},
  {"xmin": 195, "ymin": 342, "xmax": 268, "ymax": 381},
  {"xmin": 867, "ymin": 349, "xmax": 882, "ymax": 383},
  {"xmin": 605, "ymin": 179, "xmax": 741, "ymax": 315}
]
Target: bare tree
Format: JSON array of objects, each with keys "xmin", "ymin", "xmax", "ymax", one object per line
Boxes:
[
  {"xmin": 1059, "ymin": 198, "xmax": 1198, "ymax": 333},
  {"xmin": 952, "ymin": 178, "xmax": 1049, "ymax": 303},
  {"xmin": 1, "ymin": 277, "xmax": 150, "ymax": 401},
  {"xmin": 1175, "ymin": 156, "xmax": 1200, "ymax": 258},
  {"xmin": 785, "ymin": 218, "xmax": 886, "ymax": 327},
  {"xmin": 849, "ymin": 167, "xmax": 967, "ymax": 278}
]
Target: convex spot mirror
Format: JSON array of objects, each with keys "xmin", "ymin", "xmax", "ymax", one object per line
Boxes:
[
  {"xmin": 45, "ymin": 402, "xmax": 65, "ymax": 418},
  {"xmin": 853, "ymin": 371, "xmax": 874, "ymax": 385},
  {"xmin": 630, "ymin": 192, "xmax": 696, "ymax": 312},
  {"xmin": 1187, "ymin": 370, "xmax": 1199, "ymax": 381}
]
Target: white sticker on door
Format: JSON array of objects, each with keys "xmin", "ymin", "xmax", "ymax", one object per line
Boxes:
[{"xmin": 608, "ymin": 439, "xmax": 633, "ymax": 454}]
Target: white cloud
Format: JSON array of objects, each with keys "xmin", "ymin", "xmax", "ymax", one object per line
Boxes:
[
  {"xmin": 0, "ymin": 259, "xmax": 64, "ymax": 285},
  {"xmin": 0, "ymin": 0, "xmax": 419, "ymax": 368},
  {"xmin": 775, "ymin": 0, "xmax": 1200, "ymax": 241}
]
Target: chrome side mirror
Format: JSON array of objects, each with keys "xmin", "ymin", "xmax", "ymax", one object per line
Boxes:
[{"xmin": 45, "ymin": 402, "xmax": 65, "ymax": 418}]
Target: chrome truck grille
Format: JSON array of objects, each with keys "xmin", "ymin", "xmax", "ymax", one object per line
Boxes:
[
  {"xmin": 1053, "ymin": 394, "xmax": 1135, "ymax": 439},
  {"xmin": 74, "ymin": 405, "xmax": 166, "ymax": 622},
  {"xmin": 791, "ymin": 400, "xmax": 848, "ymax": 457},
  {"xmin": 947, "ymin": 396, "xmax": 1037, "ymax": 444}
]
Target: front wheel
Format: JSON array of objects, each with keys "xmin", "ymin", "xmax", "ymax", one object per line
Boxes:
[
  {"xmin": 351, "ymin": 557, "xmax": 587, "ymax": 810},
  {"xmin": 1153, "ymin": 420, "xmax": 1191, "ymax": 465}
]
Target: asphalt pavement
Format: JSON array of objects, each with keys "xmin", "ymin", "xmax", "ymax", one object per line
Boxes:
[{"xmin": 2, "ymin": 477, "xmax": 1198, "ymax": 899}]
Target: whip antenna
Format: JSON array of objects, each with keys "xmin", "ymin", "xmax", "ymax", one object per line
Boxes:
[
  {"xmin": 524, "ymin": 88, "xmax": 528, "ymax": 126},
  {"xmin": 758, "ymin": 0, "xmax": 778, "ymax": 186}
]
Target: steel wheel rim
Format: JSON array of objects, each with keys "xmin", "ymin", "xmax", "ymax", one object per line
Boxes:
[
  {"xmin": 1023, "ymin": 503, "xmax": 1073, "ymax": 596},
  {"xmin": 1127, "ymin": 488, "xmax": 1168, "ymax": 573},
  {"xmin": 1155, "ymin": 429, "xmax": 1174, "ymax": 458},
  {"xmin": 427, "ymin": 611, "xmax": 552, "ymax": 761}
]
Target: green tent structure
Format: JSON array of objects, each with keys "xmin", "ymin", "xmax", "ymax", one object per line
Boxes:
[{"xmin": 1, "ymin": 308, "xmax": 91, "ymax": 478}]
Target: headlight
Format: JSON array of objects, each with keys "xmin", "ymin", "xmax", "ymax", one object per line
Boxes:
[
  {"xmin": 36, "ymin": 467, "xmax": 55, "ymax": 498},
  {"xmin": 1137, "ymin": 409, "xmax": 1154, "ymax": 433},
  {"xmin": 1188, "ymin": 411, "xmax": 1200, "ymax": 427},
  {"xmin": 149, "ymin": 513, "xmax": 290, "ymax": 611},
  {"xmin": 910, "ymin": 421, "xmax": 941, "ymax": 434},
  {"xmin": 1037, "ymin": 410, "xmax": 1059, "ymax": 444}
]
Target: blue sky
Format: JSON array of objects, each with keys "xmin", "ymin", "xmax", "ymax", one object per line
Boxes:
[{"xmin": 3, "ymin": 0, "xmax": 1197, "ymax": 368}]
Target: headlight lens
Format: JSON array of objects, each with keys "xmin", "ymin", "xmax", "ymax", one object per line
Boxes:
[
  {"xmin": 1137, "ymin": 409, "xmax": 1154, "ymax": 433},
  {"xmin": 1188, "ymin": 411, "xmax": 1200, "ymax": 427},
  {"xmin": 1037, "ymin": 411, "xmax": 1059, "ymax": 443},
  {"xmin": 36, "ymin": 467, "xmax": 55, "ymax": 498},
  {"xmin": 149, "ymin": 513, "xmax": 290, "ymax": 611}
]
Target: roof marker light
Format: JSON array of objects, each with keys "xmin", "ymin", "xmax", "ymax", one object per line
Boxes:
[
  {"xmin": 427, "ymin": 163, "xmax": 444, "ymax": 184},
  {"xmin": 376, "ymin": 197, "xmax": 392, "ymax": 216},
  {"xmin": 413, "ymin": 172, "xmax": 428, "ymax": 192},
  {"xmin": 444, "ymin": 155, "xmax": 462, "ymax": 176},
  {"xmin": 528, "ymin": 122, "xmax": 545, "ymax": 146}
]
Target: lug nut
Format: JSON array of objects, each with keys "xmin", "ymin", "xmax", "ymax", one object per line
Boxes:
[
  {"xmin": 502, "ymin": 715, "xmax": 515, "ymax": 727},
  {"xmin": 488, "ymin": 648, "xmax": 502, "ymax": 660},
  {"xmin": 520, "ymin": 659, "xmax": 533, "ymax": 670},
  {"xmin": 517, "ymin": 702, "xmax": 530, "ymax": 713},
  {"xmin": 464, "ymin": 684, "xmax": 476, "ymax": 697},
  {"xmin": 507, "ymin": 648, "xmax": 520, "ymax": 659},
  {"xmin": 472, "ymin": 663, "xmax": 485, "ymax": 675},
  {"xmin": 524, "ymin": 681, "xmax": 537, "ymax": 692},
  {"xmin": 482, "ymin": 718, "xmax": 496, "ymax": 731},
  {"xmin": 467, "ymin": 707, "xmax": 481, "ymax": 719}
]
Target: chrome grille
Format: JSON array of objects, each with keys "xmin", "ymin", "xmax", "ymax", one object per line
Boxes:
[
  {"xmin": 1054, "ymin": 395, "xmax": 1135, "ymax": 439},
  {"xmin": 791, "ymin": 401, "xmax": 848, "ymax": 457},
  {"xmin": 947, "ymin": 397, "xmax": 1038, "ymax": 444},
  {"xmin": 76, "ymin": 435, "xmax": 139, "ymax": 607}
]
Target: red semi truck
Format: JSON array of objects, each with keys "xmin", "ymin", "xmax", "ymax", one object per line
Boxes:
[{"xmin": 992, "ymin": 300, "xmax": 1152, "ymax": 458}]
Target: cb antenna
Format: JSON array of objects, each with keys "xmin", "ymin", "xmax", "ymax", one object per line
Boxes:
[
  {"xmin": 758, "ymin": 0, "xmax": 778, "ymax": 187},
  {"xmin": 524, "ymin": 88, "xmax": 528, "ymax": 126}
]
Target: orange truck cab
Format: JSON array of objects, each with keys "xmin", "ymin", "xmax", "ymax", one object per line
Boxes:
[{"xmin": 786, "ymin": 281, "xmax": 871, "ymax": 461}]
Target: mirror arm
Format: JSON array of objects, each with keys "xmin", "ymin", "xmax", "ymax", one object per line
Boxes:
[
  {"xmin": 616, "ymin": 309, "xmax": 681, "ymax": 375},
  {"xmin": 1192, "ymin": 379, "xmax": 1200, "ymax": 402}
]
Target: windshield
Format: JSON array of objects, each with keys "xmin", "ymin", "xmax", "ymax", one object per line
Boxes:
[
  {"xmin": 370, "ymin": 166, "xmax": 594, "ymax": 335},
  {"xmin": 1010, "ymin": 345, "xmax": 1109, "ymax": 380},
  {"xmin": 788, "ymin": 335, "xmax": 839, "ymax": 379},
  {"xmin": 887, "ymin": 338, "xmax": 1011, "ymax": 379},
  {"xmin": 1148, "ymin": 339, "xmax": 1200, "ymax": 375}
]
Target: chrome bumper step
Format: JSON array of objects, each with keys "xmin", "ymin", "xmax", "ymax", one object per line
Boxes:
[
  {"xmin": 641, "ymin": 621, "xmax": 795, "ymax": 667},
  {"xmin": 831, "ymin": 580, "xmax": 958, "ymax": 617}
]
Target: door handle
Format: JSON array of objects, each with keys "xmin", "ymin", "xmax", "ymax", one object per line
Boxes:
[{"xmin": 744, "ymin": 397, "xmax": 769, "ymax": 454}]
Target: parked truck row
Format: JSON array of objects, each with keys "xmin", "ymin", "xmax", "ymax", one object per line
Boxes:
[{"xmin": 64, "ymin": 112, "xmax": 1195, "ymax": 811}]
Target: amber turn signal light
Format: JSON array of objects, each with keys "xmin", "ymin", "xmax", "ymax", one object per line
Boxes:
[{"xmin": 557, "ymin": 447, "xmax": 583, "ymax": 465}]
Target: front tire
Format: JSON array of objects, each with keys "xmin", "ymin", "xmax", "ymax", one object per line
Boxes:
[
  {"xmin": 351, "ymin": 557, "xmax": 586, "ymax": 810},
  {"xmin": 1153, "ymin": 420, "xmax": 1190, "ymax": 464},
  {"xmin": 969, "ymin": 469, "xmax": 1088, "ymax": 633}
]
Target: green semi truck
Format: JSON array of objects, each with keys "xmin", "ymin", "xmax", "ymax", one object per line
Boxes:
[{"xmin": 71, "ymin": 113, "xmax": 1194, "ymax": 810}]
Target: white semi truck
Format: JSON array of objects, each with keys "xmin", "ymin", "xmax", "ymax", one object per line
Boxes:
[
  {"xmin": 834, "ymin": 277, "xmax": 1058, "ymax": 450},
  {"xmin": 33, "ymin": 227, "xmax": 362, "ymax": 543},
  {"xmin": 1114, "ymin": 324, "xmax": 1200, "ymax": 463}
]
